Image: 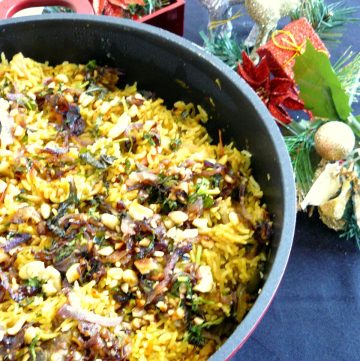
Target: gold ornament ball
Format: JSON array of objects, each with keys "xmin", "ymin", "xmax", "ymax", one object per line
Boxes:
[{"xmin": 314, "ymin": 121, "xmax": 355, "ymax": 161}]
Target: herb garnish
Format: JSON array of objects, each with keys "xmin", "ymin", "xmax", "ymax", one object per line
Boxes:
[
  {"xmin": 29, "ymin": 335, "xmax": 39, "ymax": 361},
  {"xmin": 169, "ymin": 138, "xmax": 182, "ymax": 151},
  {"xmin": 188, "ymin": 178, "xmax": 215, "ymax": 209},
  {"xmin": 46, "ymin": 180, "xmax": 78, "ymax": 237},
  {"xmin": 80, "ymin": 150, "xmax": 116, "ymax": 170}
]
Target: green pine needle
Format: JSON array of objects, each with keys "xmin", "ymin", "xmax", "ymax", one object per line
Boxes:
[
  {"xmin": 282, "ymin": 120, "xmax": 324, "ymax": 197},
  {"xmin": 291, "ymin": 0, "xmax": 359, "ymax": 42},
  {"xmin": 128, "ymin": 0, "xmax": 170, "ymax": 15},
  {"xmin": 283, "ymin": 121, "xmax": 321, "ymax": 196},
  {"xmin": 337, "ymin": 157, "xmax": 360, "ymax": 249},
  {"xmin": 285, "ymin": 133, "xmax": 314, "ymax": 195},
  {"xmin": 340, "ymin": 201, "xmax": 360, "ymax": 250},
  {"xmin": 200, "ymin": 31, "xmax": 248, "ymax": 70},
  {"xmin": 341, "ymin": 218, "xmax": 360, "ymax": 249},
  {"xmin": 334, "ymin": 48, "xmax": 360, "ymax": 105}
]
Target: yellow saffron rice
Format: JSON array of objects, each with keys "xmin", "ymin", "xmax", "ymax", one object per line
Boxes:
[{"xmin": 0, "ymin": 53, "xmax": 271, "ymax": 361}]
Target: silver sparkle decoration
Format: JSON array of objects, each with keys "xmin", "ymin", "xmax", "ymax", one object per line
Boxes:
[
  {"xmin": 199, "ymin": 0, "xmax": 302, "ymax": 56},
  {"xmin": 244, "ymin": 0, "xmax": 301, "ymax": 52}
]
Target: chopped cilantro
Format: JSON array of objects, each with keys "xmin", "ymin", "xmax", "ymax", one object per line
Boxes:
[
  {"xmin": 54, "ymin": 239, "xmax": 76, "ymax": 262},
  {"xmin": 94, "ymin": 231, "xmax": 106, "ymax": 246},
  {"xmin": 187, "ymin": 317, "xmax": 225, "ymax": 347},
  {"xmin": 188, "ymin": 193, "xmax": 214, "ymax": 209},
  {"xmin": 202, "ymin": 195, "xmax": 214, "ymax": 208},
  {"xmin": 169, "ymin": 138, "xmax": 182, "ymax": 151},
  {"xmin": 188, "ymin": 178, "xmax": 215, "ymax": 209},
  {"xmin": 195, "ymin": 178, "xmax": 211, "ymax": 194},
  {"xmin": 191, "ymin": 296, "xmax": 216, "ymax": 313},
  {"xmin": 86, "ymin": 59, "xmax": 97, "ymax": 71},
  {"xmin": 91, "ymin": 115, "xmax": 103, "ymax": 137},
  {"xmin": 143, "ymin": 132, "xmax": 156, "ymax": 146},
  {"xmin": 125, "ymin": 159, "xmax": 131, "ymax": 174},
  {"xmin": 25, "ymin": 277, "xmax": 42, "ymax": 290},
  {"xmin": 29, "ymin": 335, "xmax": 39, "ymax": 361},
  {"xmin": 161, "ymin": 198, "xmax": 179, "ymax": 213},
  {"xmin": 187, "ymin": 325, "xmax": 206, "ymax": 347},
  {"xmin": 210, "ymin": 174, "xmax": 222, "ymax": 188},
  {"xmin": 158, "ymin": 174, "xmax": 179, "ymax": 187},
  {"xmin": 171, "ymin": 275, "xmax": 192, "ymax": 299}
]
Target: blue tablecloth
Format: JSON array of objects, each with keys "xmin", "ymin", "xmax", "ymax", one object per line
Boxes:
[{"xmin": 183, "ymin": 1, "xmax": 360, "ymax": 360}]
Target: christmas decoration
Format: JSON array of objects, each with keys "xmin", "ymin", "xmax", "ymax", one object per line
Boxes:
[
  {"xmin": 257, "ymin": 18, "xmax": 329, "ymax": 79},
  {"xmin": 199, "ymin": 0, "xmax": 240, "ymax": 37},
  {"xmin": 300, "ymin": 160, "xmax": 358, "ymax": 235},
  {"xmin": 318, "ymin": 172, "xmax": 352, "ymax": 231},
  {"xmin": 92, "ymin": 0, "xmax": 143, "ymax": 17},
  {"xmin": 200, "ymin": 31, "xmax": 246, "ymax": 70},
  {"xmin": 334, "ymin": 49, "xmax": 360, "ymax": 105},
  {"xmin": 48, "ymin": 0, "xmax": 185, "ymax": 35},
  {"xmin": 199, "ymin": 0, "xmax": 360, "ymax": 247},
  {"xmin": 291, "ymin": 0, "xmax": 359, "ymax": 42},
  {"xmin": 294, "ymin": 41, "xmax": 350, "ymax": 121},
  {"xmin": 243, "ymin": 0, "xmax": 301, "ymax": 54},
  {"xmin": 314, "ymin": 121, "xmax": 355, "ymax": 161},
  {"xmin": 237, "ymin": 52, "xmax": 305, "ymax": 124},
  {"xmin": 290, "ymin": 43, "xmax": 360, "ymax": 246},
  {"xmin": 91, "ymin": 0, "xmax": 169, "ymax": 18},
  {"xmin": 199, "ymin": 0, "xmax": 302, "ymax": 58},
  {"xmin": 300, "ymin": 162, "xmax": 342, "ymax": 209}
]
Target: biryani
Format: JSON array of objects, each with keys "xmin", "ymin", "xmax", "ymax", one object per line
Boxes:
[{"xmin": 0, "ymin": 53, "xmax": 272, "ymax": 361}]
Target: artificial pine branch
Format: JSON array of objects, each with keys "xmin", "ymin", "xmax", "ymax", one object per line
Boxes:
[
  {"xmin": 334, "ymin": 48, "xmax": 360, "ymax": 105},
  {"xmin": 291, "ymin": 0, "xmax": 359, "ymax": 42},
  {"xmin": 340, "ymin": 177, "xmax": 360, "ymax": 249},
  {"xmin": 128, "ymin": 0, "xmax": 170, "ymax": 15},
  {"xmin": 340, "ymin": 215, "xmax": 360, "ymax": 249},
  {"xmin": 285, "ymin": 131, "xmax": 315, "ymax": 197},
  {"xmin": 200, "ymin": 31, "xmax": 249, "ymax": 69},
  {"xmin": 282, "ymin": 121, "xmax": 323, "ymax": 201}
]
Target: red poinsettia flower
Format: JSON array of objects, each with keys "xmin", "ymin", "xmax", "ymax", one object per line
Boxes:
[
  {"xmin": 237, "ymin": 52, "xmax": 304, "ymax": 124},
  {"xmin": 92, "ymin": 0, "xmax": 144, "ymax": 16}
]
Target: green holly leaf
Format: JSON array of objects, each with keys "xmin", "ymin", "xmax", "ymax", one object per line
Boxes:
[{"xmin": 294, "ymin": 41, "xmax": 352, "ymax": 121}]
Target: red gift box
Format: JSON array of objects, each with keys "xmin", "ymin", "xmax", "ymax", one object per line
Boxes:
[{"xmin": 257, "ymin": 18, "xmax": 329, "ymax": 79}]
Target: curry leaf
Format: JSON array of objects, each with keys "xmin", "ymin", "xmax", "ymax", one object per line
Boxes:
[
  {"xmin": 80, "ymin": 151, "xmax": 116, "ymax": 170},
  {"xmin": 46, "ymin": 181, "xmax": 78, "ymax": 237},
  {"xmin": 294, "ymin": 41, "xmax": 352, "ymax": 120}
]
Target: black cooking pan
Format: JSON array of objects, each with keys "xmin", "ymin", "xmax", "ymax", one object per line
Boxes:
[{"xmin": 0, "ymin": 3, "xmax": 296, "ymax": 360}]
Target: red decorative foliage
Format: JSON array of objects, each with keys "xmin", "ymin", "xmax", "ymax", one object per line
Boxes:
[
  {"xmin": 103, "ymin": 1, "xmax": 124, "ymax": 16},
  {"xmin": 237, "ymin": 52, "xmax": 305, "ymax": 124},
  {"xmin": 91, "ymin": 0, "xmax": 144, "ymax": 15}
]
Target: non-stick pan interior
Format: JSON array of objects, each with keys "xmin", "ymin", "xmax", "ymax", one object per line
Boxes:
[{"xmin": 0, "ymin": 15, "xmax": 296, "ymax": 360}]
